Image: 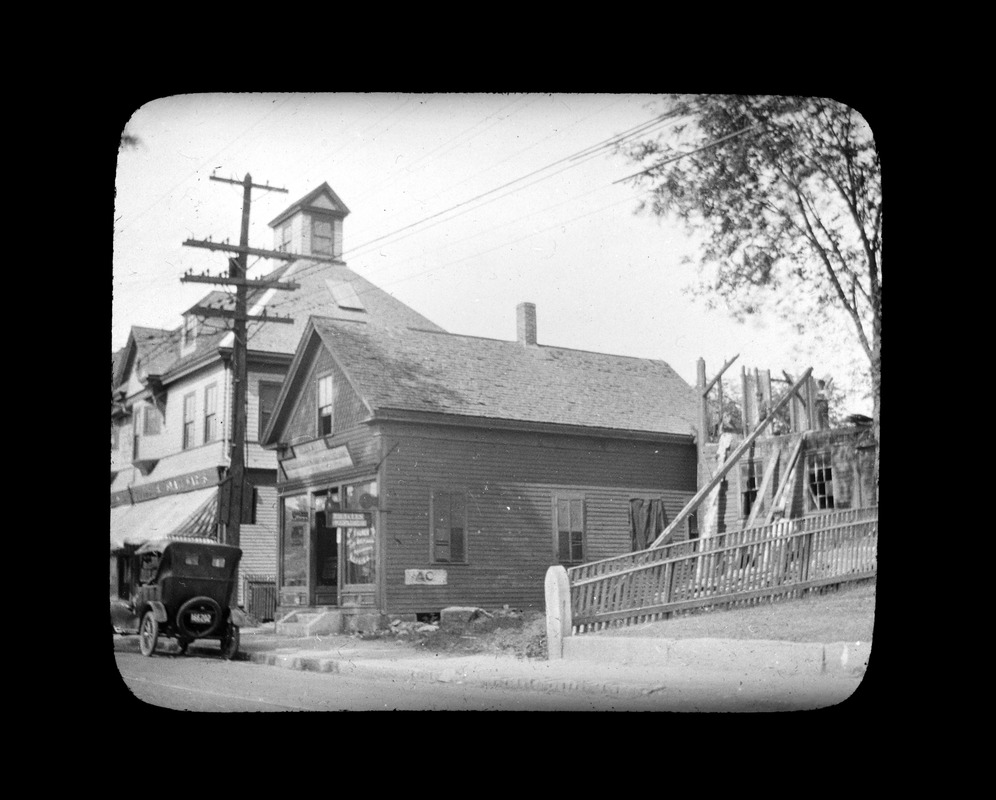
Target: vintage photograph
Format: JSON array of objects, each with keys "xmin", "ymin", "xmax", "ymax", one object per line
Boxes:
[{"xmin": 111, "ymin": 93, "xmax": 880, "ymax": 712}]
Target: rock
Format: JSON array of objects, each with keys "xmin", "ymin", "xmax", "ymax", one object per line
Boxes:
[{"xmin": 441, "ymin": 606, "xmax": 486, "ymax": 624}]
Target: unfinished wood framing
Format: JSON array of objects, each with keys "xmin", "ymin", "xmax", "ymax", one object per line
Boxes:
[{"xmin": 651, "ymin": 368, "xmax": 814, "ymax": 548}]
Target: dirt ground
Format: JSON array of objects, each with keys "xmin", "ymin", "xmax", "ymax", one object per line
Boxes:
[
  {"xmin": 591, "ymin": 581, "xmax": 876, "ymax": 643},
  {"xmin": 372, "ymin": 581, "xmax": 876, "ymax": 659}
]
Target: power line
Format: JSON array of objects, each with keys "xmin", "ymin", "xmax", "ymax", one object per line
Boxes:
[
  {"xmin": 613, "ymin": 124, "xmax": 764, "ymax": 185},
  {"xmin": 116, "ymin": 96, "xmax": 297, "ymax": 236},
  {"xmin": 334, "ymin": 110, "xmax": 687, "ymax": 263},
  {"xmin": 117, "ymin": 101, "xmax": 686, "ymax": 354}
]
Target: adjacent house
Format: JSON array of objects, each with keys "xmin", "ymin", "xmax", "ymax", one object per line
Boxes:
[
  {"xmin": 110, "ymin": 182, "xmax": 443, "ymax": 618},
  {"xmin": 259, "ymin": 303, "xmax": 702, "ymax": 633}
]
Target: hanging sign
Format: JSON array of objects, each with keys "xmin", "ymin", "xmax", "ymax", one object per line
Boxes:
[
  {"xmin": 330, "ymin": 512, "xmax": 370, "ymax": 528},
  {"xmin": 281, "ymin": 443, "xmax": 353, "ymax": 481},
  {"xmin": 405, "ymin": 569, "xmax": 448, "ymax": 585}
]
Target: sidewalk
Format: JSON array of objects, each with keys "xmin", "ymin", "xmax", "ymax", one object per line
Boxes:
[{"xmin": 113, "ymin": 623, "xmax": 870, "ymax": 704}]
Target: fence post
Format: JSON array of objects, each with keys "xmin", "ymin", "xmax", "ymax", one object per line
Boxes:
[{"xmin": 545, "ymin": 565, "xmax": 573, "ymax": 660}]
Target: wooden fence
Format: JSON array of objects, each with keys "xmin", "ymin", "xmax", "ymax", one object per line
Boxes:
[{"xmin": 568, "ymin": 507, "xmax": 877, "ymax": 633}]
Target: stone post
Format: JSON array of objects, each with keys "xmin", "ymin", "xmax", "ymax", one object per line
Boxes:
[{"xmin": 544, "ymin": 565, "xmax": 572, "ymax": 660}]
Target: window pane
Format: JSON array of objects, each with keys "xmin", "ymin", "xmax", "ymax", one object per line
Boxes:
[
  {"xmin": 569, "ymin": 499, "xmax": 583, "ymax": 531},
  {"xmin": 451, "ymin": 528, "xmax": 465, "ymax": 562},
  {"xmin": 345, "ymin": 526, "xmax": 375, "ymax": 584},
  {"xmin": 558, "ymin": 531, "xmax": 571, "ymax": 562},
  {"xmin": 259, "ymin": 382, "xmax": 281, "ymax": 438},
  {"xmin": 571, "ymin": 532, "xmax": 584, "ymax": 562},
  {"xmin": 435, "ymin": 493, "xmax": 451, "ymax": 528},
  {"xmin": 282, "ymin": 496, "xmax": 309, "ymax": 587},
  {"xmin": 434, "ymin": 538, "xmax": 450, "ymax": 563}
]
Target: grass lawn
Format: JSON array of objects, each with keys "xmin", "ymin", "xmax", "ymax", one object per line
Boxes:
[{"xmin": 592, "ymin": 580, "xmax": 876, "ymax": 643}]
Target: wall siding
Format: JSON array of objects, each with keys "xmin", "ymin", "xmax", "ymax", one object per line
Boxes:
[
  {"xmin": 237, "ymin": 483, "xmax": 279, "ymax": 605},
  {"xmin": 378, "ymin": 423, "xmax": 696, "ymax": 615},
  {"xmin": 284, "ymin": 348, "xmax": 368, "ymax": 444},
  {"xmin": 699, "ymin": 427, "xmax": 877, "ymax": 535}
]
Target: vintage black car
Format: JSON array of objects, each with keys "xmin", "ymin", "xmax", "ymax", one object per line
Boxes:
[{"xmin": 110, "ymin": 539, "xmax": 247, "ymax": 659}]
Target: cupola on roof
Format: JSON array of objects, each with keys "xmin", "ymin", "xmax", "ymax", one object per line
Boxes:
[
  {"xmin": 268, "ymin": 182, "xmax": 350, "ymax": 261},
  {"xmin": 268, "ymin": 182, "xmax": 350, "ymax": 228}
]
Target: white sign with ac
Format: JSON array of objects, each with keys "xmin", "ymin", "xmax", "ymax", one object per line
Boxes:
[{"xmin": 405, "ymin": 569, "xmax": 447, "ymax": 585}]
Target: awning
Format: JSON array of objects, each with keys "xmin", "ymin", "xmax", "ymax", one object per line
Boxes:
[{"xmin": 110, "ymin": 486, "xmax": 219, "ymax": 552}]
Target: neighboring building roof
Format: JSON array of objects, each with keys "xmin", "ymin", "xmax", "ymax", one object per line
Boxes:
[
  {"xmin": 118, "ymin": 260, "xmax": 445, "ymax": 388},
  {"xmin": 113, "ymin": 327, "xmax": 176, "ymax": 392},
  {"xmin": 268, "ymin": 182, "xmax": 350, "ymax": 228},
  {"xmin": 307, "ymin": 317, "xmax": 698, "ymax": 437},
  {"xmin": 111, "ymin": 347, "xmax": 126, "ymax": 386}
]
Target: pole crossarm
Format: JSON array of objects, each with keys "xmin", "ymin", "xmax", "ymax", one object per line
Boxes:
[
  {"xmin": 182, "ymin": 238, "xmax": 339, "ymax": 263},
  {"xmin": 650, "ymin": 367, "xmax": 814, "ymax": 548},
  {"xmin": 209, "ymin": 174, "xmax": 288, "ymax": 193},
  {"xmin": 180, "ymin": 272, "xmax": 300, "ymax": 290},
  {"xmin": 187, "ymin": 305, "xmax": 295, "ymax": 324}
]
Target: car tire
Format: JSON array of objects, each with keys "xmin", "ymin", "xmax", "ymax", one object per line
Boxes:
[
  {"xmin": 176, "ymin": 596, "xmax": 222, "ymax": 639},
  {"xmin": 139, "ymin": 611, "xmax": 159, "ymax": 657},
  {"xmin": 220, "ymin": 622, "xmax": 240, "ymax": 660}
]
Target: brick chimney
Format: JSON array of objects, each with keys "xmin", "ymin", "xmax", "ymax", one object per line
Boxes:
[{"xmin": 517, "ymin": 302, "xmax": 537, "ymax": 346}]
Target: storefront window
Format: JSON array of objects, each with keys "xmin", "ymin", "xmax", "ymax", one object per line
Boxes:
[
  {"xmin": 315, "ymin": 490, "xmax": 339, "ymax": 586},
  {"xmin": 282, "ymin": 495, "xmax": 309, "ymax": 587},
  {"xmin": 344, "ymin": 480, "xmax": 377, "ymax": 585}
]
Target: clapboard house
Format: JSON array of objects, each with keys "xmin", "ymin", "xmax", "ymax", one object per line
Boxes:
[
  {"xmin": 110, "ymin": 182, "xmax": 443, "ymax": 618},
  {"xmin": 260, "ymin": 303, "xmax": 701, "ymax": 633}
]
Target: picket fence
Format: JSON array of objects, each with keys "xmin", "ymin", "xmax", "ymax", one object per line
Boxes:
[{"xmin": 567, "ymin": 507, "xmax": 878, "ymax": 633}]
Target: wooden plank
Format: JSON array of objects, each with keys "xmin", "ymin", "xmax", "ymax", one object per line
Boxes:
[
  {"xmin": 703, "ymin": 354, "xmax": 740, "ymax": 395},
  {"xmin": 650, "ymin": 368, "xmax": 813, "ymax": 548},
  {"xmin": 745, "ymin": 443, "xmax": 782, "ymax": 528},
  {"xmin": 766, "ymin": 435, "xmax": 806, "ymax": 524}
]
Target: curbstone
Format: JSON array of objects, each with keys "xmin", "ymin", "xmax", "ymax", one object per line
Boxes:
[{"xmin": 821, "ymin": 641, "xmax": 871, "ymax": 676}]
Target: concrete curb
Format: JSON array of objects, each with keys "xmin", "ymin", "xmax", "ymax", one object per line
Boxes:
[
  {"xmin": 561, "ymin": 636, "xmax": 870, "ymax": 677},
  {"xmin": 245, "ymin": 651, "xmax": 664, "ymax": 698},
  {"xmin": 114, "ymin": 633, "xmax": 870, "ymax": 697}
]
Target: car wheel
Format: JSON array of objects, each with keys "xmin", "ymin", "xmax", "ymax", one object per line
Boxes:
[
  {"xmin": 220, "ymin": 622, "xmax": 240, "ymax": 660},
  {"xmin": 139, "ymin": 612, "xmax": 159, "ymax": 657}
]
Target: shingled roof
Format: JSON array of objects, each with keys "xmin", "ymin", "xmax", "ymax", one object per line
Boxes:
[
  {"xmin": 308, "ymin": 317, "xmax": 698, "ymax": 437},
  {"xmin": 151, "ymin": 259, "xmax": 443, "ymax": 380},
  {"xmin": 241, "ymin": 260, "xmax": 444, "ymax": 356}
]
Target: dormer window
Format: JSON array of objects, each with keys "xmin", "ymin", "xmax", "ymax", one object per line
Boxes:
[
  {"xmin": 181, "ymin": 314, "xmax": 198, "ymax": 353},
  {"xmin": 311, "ymin": 216, "xmax": 333, "ymax": 256},
  {"xmin": 277, "ymin": 221, "xmax": 292, "ymax": 253}
]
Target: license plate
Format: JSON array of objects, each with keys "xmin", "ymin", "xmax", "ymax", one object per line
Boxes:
[{"xmin": 191, "ymin": 613, "xmax": 212, "ymax": 624}]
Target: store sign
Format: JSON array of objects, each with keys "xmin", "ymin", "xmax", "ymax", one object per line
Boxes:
[
  {"xmin": 330, "ymin": 512, "xmax": 370, "ymax": 528},
  {"xmin": 281, "ymin": 443, "xmax": 353, "ymax": 481},
  {"xmin": 405, "ymin": 569, "xmax": 447, "ymax": 585},
  {"xmin": 113, "ymin": 467, "xmax": 219, "ymax": 506}
]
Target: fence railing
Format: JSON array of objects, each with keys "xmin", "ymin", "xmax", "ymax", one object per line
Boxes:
[
  {"xmin": 569, "ymin": 507, "xmax": 877, "ymax": 633},
  {"xmin": 243, "ymin": 575, "xmax": 277, "ymax": 622}
]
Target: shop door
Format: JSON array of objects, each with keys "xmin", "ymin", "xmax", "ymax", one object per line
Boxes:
[{"xmin": 313, "ymin": 490, "xmax": 339, "ymax": 606}]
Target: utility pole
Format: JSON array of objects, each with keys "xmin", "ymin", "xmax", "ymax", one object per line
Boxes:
[{"xmin": 180, "ymin": 173, "xmax": 304, "ymax": 550}]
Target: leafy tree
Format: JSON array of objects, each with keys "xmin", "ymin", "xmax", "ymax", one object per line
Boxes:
[{"xmin": 620, "ymin": 95, "xmax": 881, "ymax": 496}]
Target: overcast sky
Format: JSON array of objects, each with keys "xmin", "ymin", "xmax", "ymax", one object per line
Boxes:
[{"xmin": 112, "ymin": 92, "xmax": 871, "ymax": 414}]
